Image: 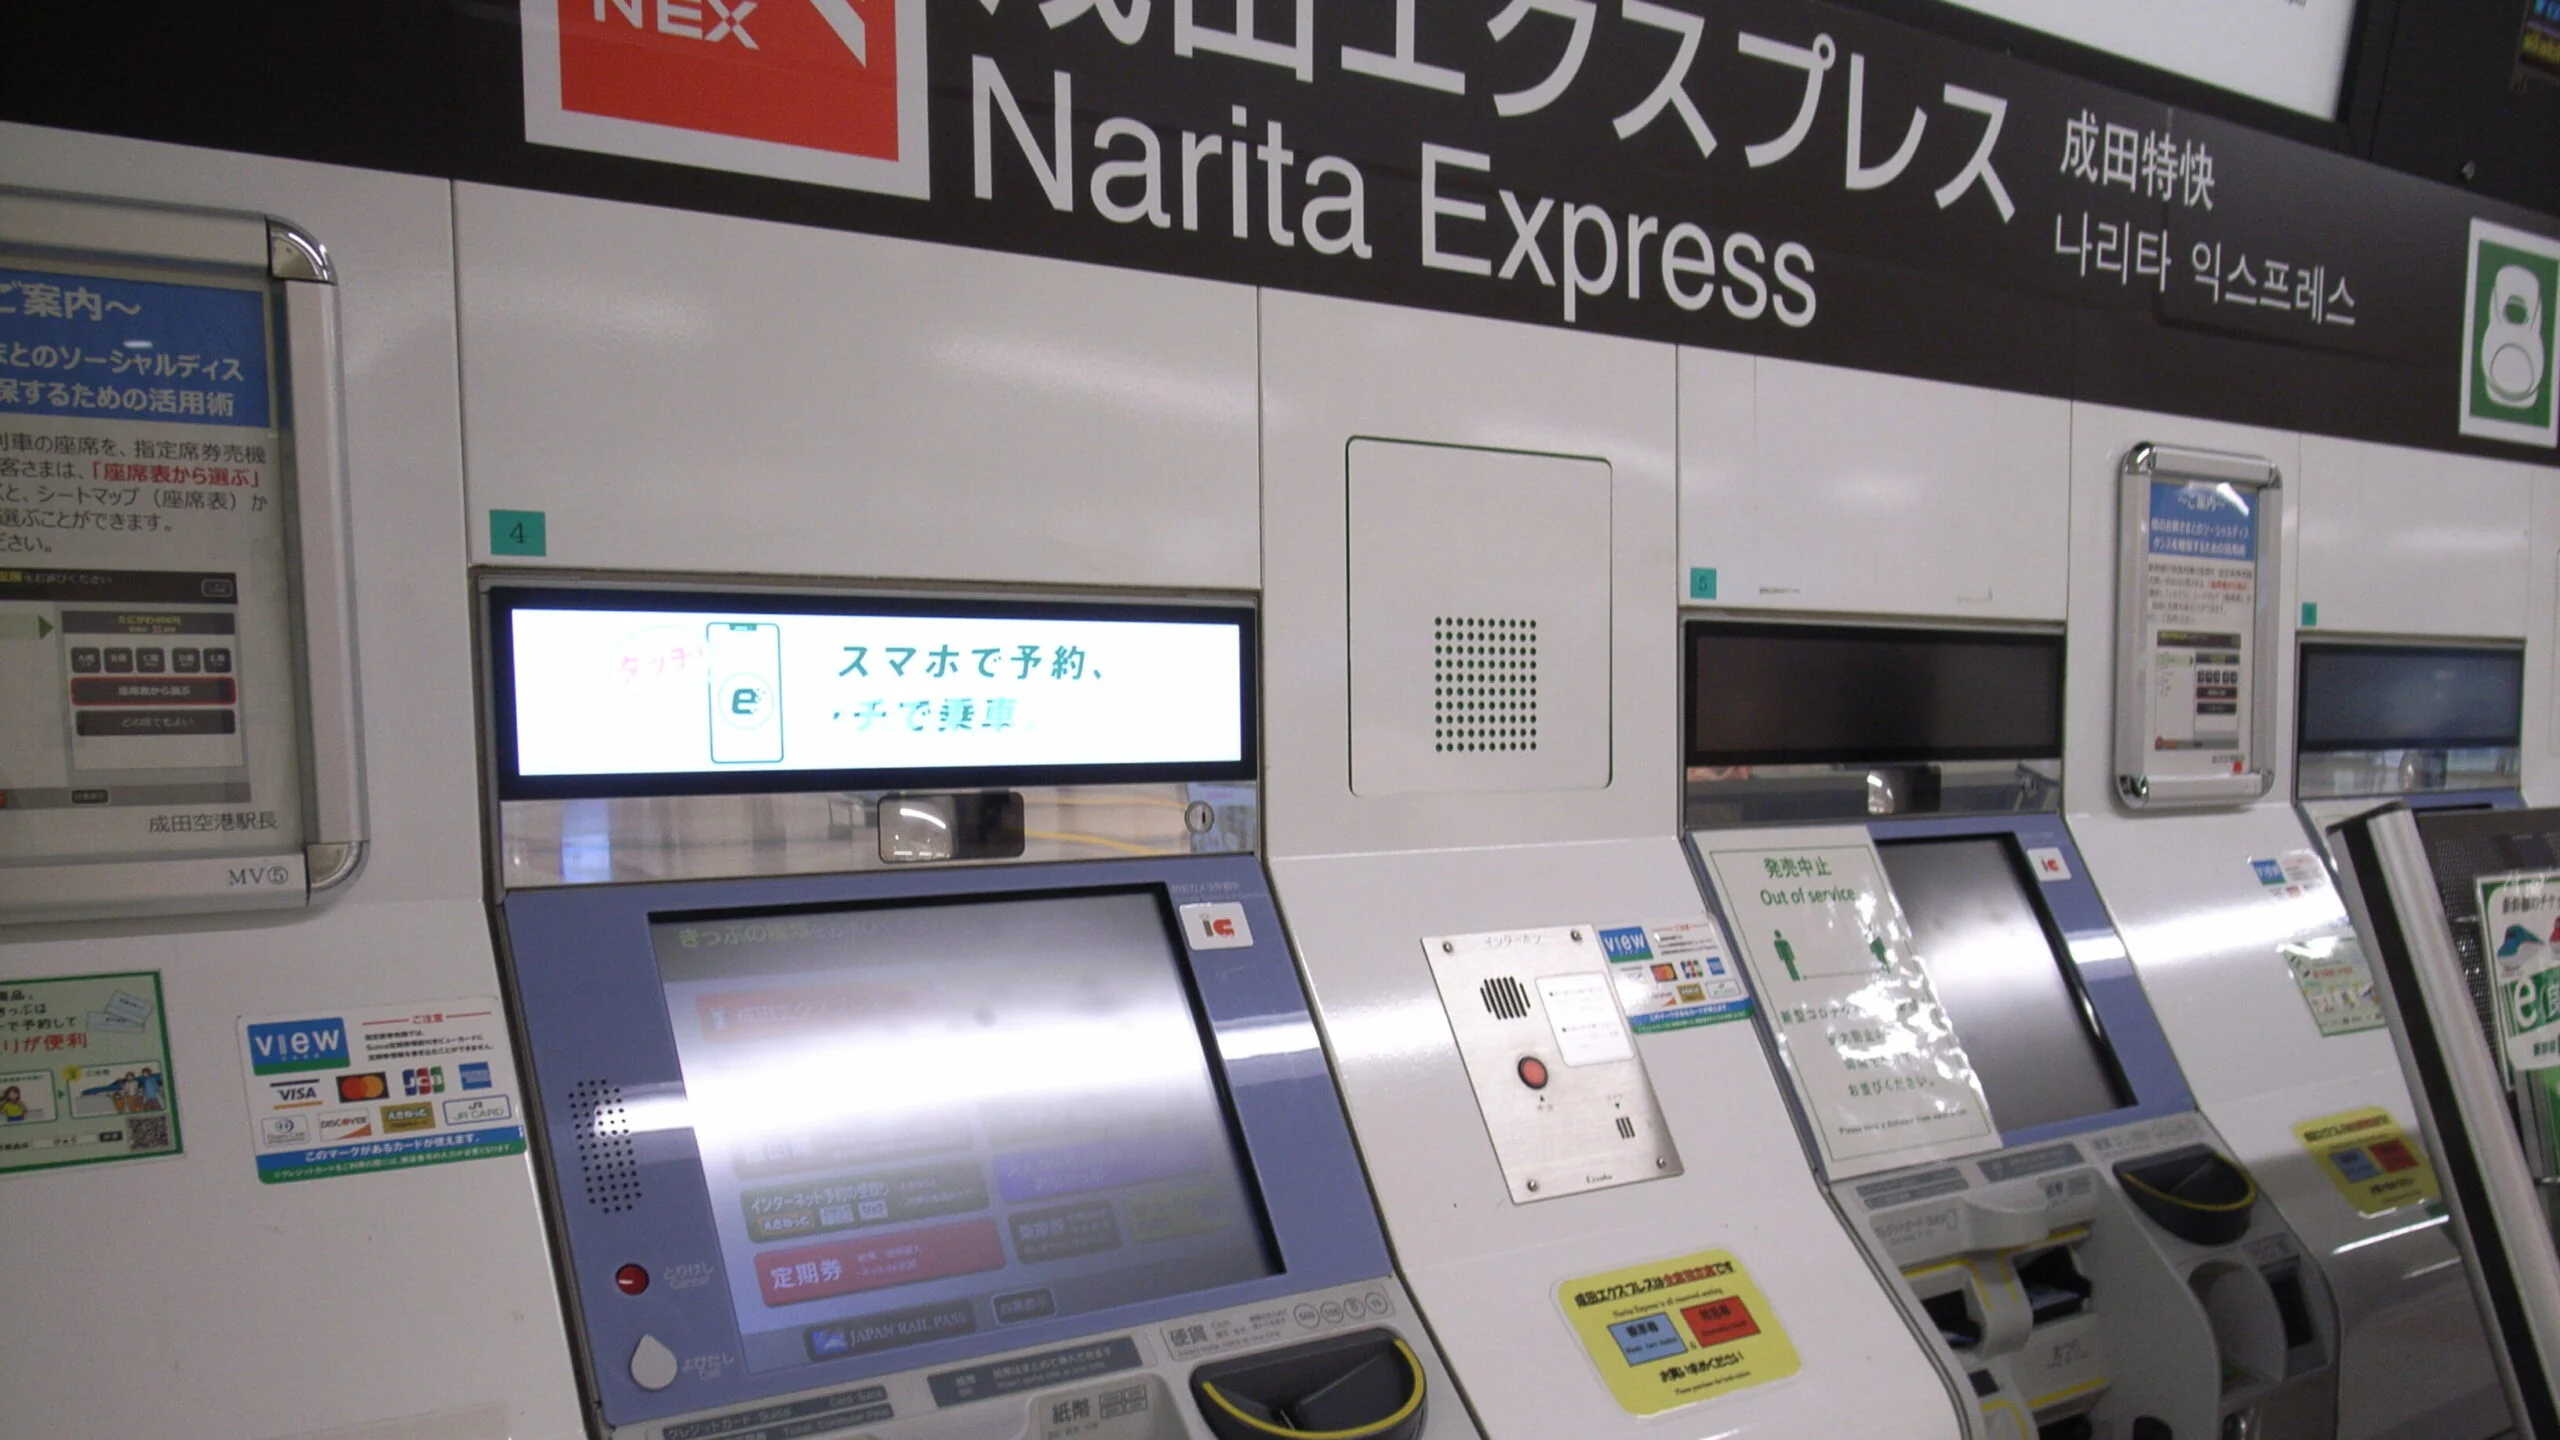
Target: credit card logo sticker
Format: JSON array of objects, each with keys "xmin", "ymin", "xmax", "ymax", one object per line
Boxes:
[
  {"xmin": 380, "ymin": 1102, "xmax": 436, "ymax": 1134},
  {"xmin": 246, "ymin": 1018, "xmax": 348, "ymax": 1075}
]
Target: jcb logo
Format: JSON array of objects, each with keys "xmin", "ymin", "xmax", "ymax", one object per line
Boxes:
[{"xmin": 522, "ymin": 0, "xmax": 930, "ymax": 199}]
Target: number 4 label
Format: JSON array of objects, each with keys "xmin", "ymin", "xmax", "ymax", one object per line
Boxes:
[{"xmin": 489, "ymin": 509, "xmax": 547, "ymax": 557}]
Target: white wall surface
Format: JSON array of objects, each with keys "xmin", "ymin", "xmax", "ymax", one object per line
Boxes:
[
  {"xmin": 2296, "ymin": 435, "xmax": 2535, "ymax": 640},
  {"xmin": 1261, "ymin": 293, "xmax": 1679, "ymax": 857},
  {"xmin": 1680, "ymin": 353, "xmax": 2071, "ymax": 621},
  {"xmin": 454, "ymin": 183, "xmax": 1261, "ymax": 592},
  {"xmin": 0, "ymin": 126, "xmax": 585, "ymax": 1440}
]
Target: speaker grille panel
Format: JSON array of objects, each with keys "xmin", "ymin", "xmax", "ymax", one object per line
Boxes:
[
  {"xmin": 1434, "ymin": 616, "xmax": 1539, "ymax": 753},
  {"xmin": 568, "ymin": 1079, "xmax": 641, "ymax": 1214},
  {"xmin": 1480, "ymin": 975, "xmax": 1531, "ymax": 1021}
]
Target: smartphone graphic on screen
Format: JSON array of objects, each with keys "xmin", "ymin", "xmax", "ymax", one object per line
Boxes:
[{"xmin": 706, "ymin": 622, "xmax": 784, "ymax": 765}]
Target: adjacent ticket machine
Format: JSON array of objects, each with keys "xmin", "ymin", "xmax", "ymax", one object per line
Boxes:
[
  {"xmin": 483, "ymin": 583, "xmax": 1474, "ymax": 1440},
  {"xmin": 2058, "ymin": 419, "xmax": 2508, "ymax": 1440},
  {"xmin": 1681, "ymin": 619, "xmax": 2341, "ymax": 1440}
]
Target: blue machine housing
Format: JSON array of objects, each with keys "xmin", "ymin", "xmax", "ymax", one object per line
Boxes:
[{"xmin": 501, "ymin": 854, "xmax": 1389, "ymax": 1429}]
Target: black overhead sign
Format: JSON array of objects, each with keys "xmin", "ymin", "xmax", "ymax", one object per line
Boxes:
[{"xmin": 8, "ymin": 0, "xmax": 2559, "ymax": 457}]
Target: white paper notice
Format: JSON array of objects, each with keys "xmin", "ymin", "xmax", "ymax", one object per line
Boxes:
[
  {"xmin": 1538, "ymin": 972, "xmax": 1635, "ymax": 1067},
  {"xmin": 1705, "ymin": 829, "xmax": 2000, "ymax": 1179},
  {"xmin": 2139, "ymin": 479, "xmax": 2258, "ymax": 784}
]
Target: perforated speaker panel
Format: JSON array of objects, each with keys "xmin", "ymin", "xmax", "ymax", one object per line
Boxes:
[{"xmin": 567, "ymin": 1078, "xmax": 642, "ymax": 1214}]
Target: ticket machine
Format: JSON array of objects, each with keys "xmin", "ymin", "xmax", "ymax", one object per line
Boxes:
[
  {"xmin": 1255, "ymin": 298, "xmax": 1966, "ymax": 1440},
  {"xmin": 1680, "ymin": 618, "xmax": 2340, "ymax": 1440},
  {"xmin": 2053, "ymin": 417, "xmax": 2509, "ymax": 1440},
  {"xmin": 484, "ymin": 582, "xmax": 1476, "ymax": 1440}
]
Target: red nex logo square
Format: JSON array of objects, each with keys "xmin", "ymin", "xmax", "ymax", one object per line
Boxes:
[{"xmin": 521, "ymin": 0, "xmax": 930, "ymax": 197}]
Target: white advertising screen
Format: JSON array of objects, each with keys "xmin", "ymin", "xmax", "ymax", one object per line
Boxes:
[
  {"xmin": 493, "ymin": 594, "xmax": 1251, "ymax": 793},
  {"xmin": 1937, "ymin": 0, "xmax": 2358, "ymax": 119}
]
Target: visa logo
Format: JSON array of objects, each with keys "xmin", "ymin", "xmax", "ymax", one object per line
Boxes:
[{"xmin": 247, "ymin": 1018, "xmax": 350, "ymax": 1075}]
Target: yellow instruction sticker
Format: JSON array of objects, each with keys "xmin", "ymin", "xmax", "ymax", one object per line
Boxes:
[
  {"xmin": 1557, "ymin": 1249, "xmax": 1799, "ymax": 1415},
  {"xmin": 2294, "ymin": 1106, "xmax": 2440, "ymax": 1216}
]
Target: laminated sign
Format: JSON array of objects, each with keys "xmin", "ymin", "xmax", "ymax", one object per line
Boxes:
[
  {"xmin": 1706, "ymin": 829, "xmax": 1998, "ymax": 1179},
  {"xmin": 2474, "ymin": 871, "xmax": 2560, "ymax": 1082}
]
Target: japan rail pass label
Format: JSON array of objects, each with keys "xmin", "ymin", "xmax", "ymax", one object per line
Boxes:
[
  {"xmin": 2475, "ymin": 871, "xmax": 2560, "ymax": 1083},
  {"xmin": 1558, "ymin": 1248, "xmax": 1798, "ymax": 1415}
]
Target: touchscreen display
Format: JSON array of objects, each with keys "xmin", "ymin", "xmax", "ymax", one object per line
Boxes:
[
  {"xmin": 2298, "ymin": 644, "xmax": 2523, "ymax": 752},
  {"xmin": 1687, "ymin": 623, "xmax": 2063, "ymax": 766},
  {"xmin": 651, "ymin": 891, "xmax": 1277, "ymax": 1374},
  {"xmin": 1878, "ymin": 838, "xmax": 2130, "ymax": 1134},
  {"xmin": 492, "ymin": 591, "xmax": 1253, "ymax": 797}
]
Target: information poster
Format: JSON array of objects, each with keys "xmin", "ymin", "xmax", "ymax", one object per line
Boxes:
[
  {"xmin": 2474, "ymin": 871, "xmax": 2560, "ymax": 1084},
  {"xmin": 0, "ymin": 971, "xmax": 179, "ymax": 1175},
  {"xmin": 1557, "ymin": 1249, "xmax": 1799, "ymax": 1416},
  {"xmin": 1706, "ymin": 832, "xmax": 1999, "ymax": 1179},
  {"xmin": 0, "ymin": 263, "xmax": 305, "ymax": 870},
  {"xmin": 2137, "ymin": 479, "xmax": 2259, "ymax": 783},
  {"xmin": 1600, "ymin": 917, "xmax": 1753, "ymax": 1034},
  {"xmin": 2281, "ymin": 933, "xmax": 2383, "ymax": 1037},
  {"xmin": 236, "ymin": 998, "xmax": 526, "ymax": 1184},
  {"xmin": 2293, "ymin": 1107, "xmax": 2441, "ymax": 1216}
]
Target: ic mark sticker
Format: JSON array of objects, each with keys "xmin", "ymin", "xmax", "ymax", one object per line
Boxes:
[{"xmin": 1558, "ymin": 1248, "xmax": 1799, "ymax": 1415}]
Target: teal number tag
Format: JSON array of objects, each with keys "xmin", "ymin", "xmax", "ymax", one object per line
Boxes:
[{"xmin": 489, "ymin": 510, "xmax": 547, "ymax": 557}]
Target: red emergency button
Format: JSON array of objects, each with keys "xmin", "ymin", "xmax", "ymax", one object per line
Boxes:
[
  {"xmin": 1517, "ymin": 1056, "xmax": 1550, "ymax": 1090},
  {"xmin": 616, "ymin": 1264, "xmax": 651, "ymax": 1296}
]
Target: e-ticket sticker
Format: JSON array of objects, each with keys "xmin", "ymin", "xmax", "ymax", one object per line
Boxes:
[
  {"xmin": 2294, "ymin": 1107, "xmax": 2440, "ymax": 1216},
  {"xmin": 1558, "ymin": 1249, "xmax": 1799, "ymax": 1415}
]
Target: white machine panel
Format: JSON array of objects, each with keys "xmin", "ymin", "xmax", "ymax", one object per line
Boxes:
[
  {"xmin": 1679, "ymin": 353, "xmax": 2070, "ymax": 621},
  {"xmin": 1262, "ymin": 294, "xmax": 1674, "ymax": 858},
  {"xmin": 2535, "ymin": 473, "xmax": 2560, "ymax": 802},
  {"xmin": 2297, "ymin": 434, "xmax": 2533, "ymax": 640},
  {"xmin": 1275, "ymin": 840, "xmax": 1962, "ymax": 1440},
  {"xmin": 0, "ymin": 125, "xmax": 582, "ymax": 1440},
  {"xmin": 1350, "ymin": 441, "xmax": 1612, "ymax": 795},
  {"xmin": 454, "ymin": 183, "xmax": 1259, "ymax": 589}
]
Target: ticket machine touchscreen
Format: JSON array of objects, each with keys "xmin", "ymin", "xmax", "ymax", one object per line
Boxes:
[
  {"xmin": 648, "ymin": 890, "xmax": 1278, "ymax": 1376},
  {"xmin": 1877, "ymin": 838, "xmax": 2131, "ymax": 1134}
]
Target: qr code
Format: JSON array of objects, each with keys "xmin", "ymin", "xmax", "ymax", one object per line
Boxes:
[{"xmin": 126, "ymin": 1115, "xmax": 171, "ymax": 1152}]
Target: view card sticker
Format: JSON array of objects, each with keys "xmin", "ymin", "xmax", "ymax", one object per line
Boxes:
[{"xmin": 238, "ymin": 998, "xmax": 526, "ymax": 1184}]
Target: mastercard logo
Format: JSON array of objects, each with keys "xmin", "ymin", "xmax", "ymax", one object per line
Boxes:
[{"xmin": 336, "ymin": 1072, "xmax": 389, "ymax": 1102}]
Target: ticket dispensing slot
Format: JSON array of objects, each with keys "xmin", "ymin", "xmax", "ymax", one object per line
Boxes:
[
  {"xmin": 483, "ymin": 583, "xmax": 1471, "ymax": 1440},
  {"xmin": 1685, "ymin": 619, "xmax": 2342, "ymax": 1440}
]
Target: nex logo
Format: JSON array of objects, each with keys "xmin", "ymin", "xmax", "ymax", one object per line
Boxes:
[
  {"xmin": 526, "ymin": 0, "xmax": 928, "ymax": 198},
  {"xmin": 595, "ymin": 0, "xmax": 873, "ymax": 60}
]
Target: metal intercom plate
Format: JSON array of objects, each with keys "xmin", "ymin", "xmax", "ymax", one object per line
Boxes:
[{"xmin": 1423, "ymin": 924, "xmax": 1680, "ymax": 1204}]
